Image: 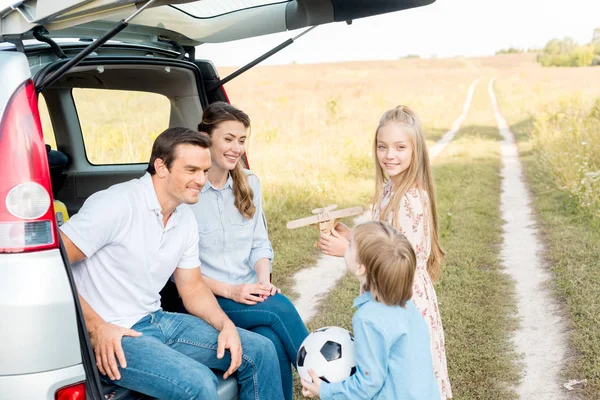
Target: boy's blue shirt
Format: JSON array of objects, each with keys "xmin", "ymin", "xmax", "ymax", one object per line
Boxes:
[{"xmin": 319, "ymin": 291, "xmax": 440, "ymax": 400}]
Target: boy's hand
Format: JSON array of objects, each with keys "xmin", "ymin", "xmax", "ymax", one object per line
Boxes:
[{"xmin": 301, "ymin": 370, "xmax": 322, "ymax": 398}]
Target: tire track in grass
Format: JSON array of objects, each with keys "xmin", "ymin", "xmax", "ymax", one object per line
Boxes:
[{"xmin": 489, "ymin": 77, "xmax": 568, "ymax": 399}]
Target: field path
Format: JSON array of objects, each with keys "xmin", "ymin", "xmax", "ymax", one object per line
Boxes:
[
  {"xmin": 291, "ymin": 77, "xmax": 481, "ymax": 323},
  {"xmin": 489, "ymin": 77, "xmax": 568, "ymax": 399}
]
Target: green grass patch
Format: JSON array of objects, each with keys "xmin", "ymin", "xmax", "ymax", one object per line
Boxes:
[
  {"xmin": 512, "ymin": 124, "xmax": 600, "ymax": 399},
  {"xmin": 435, "ymin": 125, "xmax": 520, "ymax": 399},
  {"xmin": 291, "ymin": 123, "xmax": 520, "ymax": 399}
]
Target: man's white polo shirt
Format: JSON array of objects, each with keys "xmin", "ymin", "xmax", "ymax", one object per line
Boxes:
[{"xmin": 60, "ymin": 173, "xmax": 200, "ymax": 328}]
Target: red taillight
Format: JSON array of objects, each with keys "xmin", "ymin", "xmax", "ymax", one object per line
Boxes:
[
  {"xmin": 221, "ymin": 86, "xmax": 231, "ymax": 104},
  {"xmin": 55, "ymin": 382, "xmax": 86, "ymax": 400},
  {"xmin": 0, "ymin": 80, "xmax": 58, "ymax": 253}
]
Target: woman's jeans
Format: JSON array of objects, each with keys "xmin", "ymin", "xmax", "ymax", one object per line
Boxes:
[
  {"xmin": 216, "ymin": 293, "xmax": 309, "ymax": 400},
  {"xmin": 101, "ymin": 310, "xmax": 283, "ymax": 400}
]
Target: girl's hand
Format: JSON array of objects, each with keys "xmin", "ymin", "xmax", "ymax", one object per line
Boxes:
[
  {"xmin": 319, "ymin": 228, "xmax": 349, "ymax": 257},
  {"xmin": 229, "ymin": 283, "xmax": 272, "ymax": 305},
  {"xmin": 258, "ymin": 281, "xmax": 281, "ymax": 299},
  {"xmin": 301, "ymin": 370, "xmax": 322, "ymax": 398}
]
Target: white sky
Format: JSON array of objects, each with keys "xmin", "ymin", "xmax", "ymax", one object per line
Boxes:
[{"xmin": 197, "ymin": 0, "xmax": 600, "ymax": 66}]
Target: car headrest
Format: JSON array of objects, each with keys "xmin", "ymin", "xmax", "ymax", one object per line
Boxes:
[
  {"xmin": 46, "ymin": 144, "xmax": 69, "ymax": 197},
  {"xmin": 46, "ymin": 144, "xmax": 69, "ymax": 168}
]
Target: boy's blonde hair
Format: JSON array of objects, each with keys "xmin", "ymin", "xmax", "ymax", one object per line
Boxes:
[
  {"xmin": 353, "ymin": 221, "xmax": 416, "ymax": 307},
  {"xmin": 372, "ymin": 105, "xmax": 445, "ymax": 282}
]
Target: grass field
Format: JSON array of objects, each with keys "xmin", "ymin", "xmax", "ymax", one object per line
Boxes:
[{"xmin": 39, "ymin": 53, "xmax": 600, "ymax": 399}]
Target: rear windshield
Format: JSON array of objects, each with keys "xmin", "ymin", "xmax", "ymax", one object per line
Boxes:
[{"xmin": 171, "ymin": 0, "xmax": 289, "ymax": 18}]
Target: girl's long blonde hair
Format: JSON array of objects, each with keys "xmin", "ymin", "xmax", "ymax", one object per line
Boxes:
[
  {"xmin": 372, "ymin": 105, "xmax": 445, "ymax": 282},
  {"xmin": 198, "ymin": 102, "xmax": 256, "ymax": 219}
]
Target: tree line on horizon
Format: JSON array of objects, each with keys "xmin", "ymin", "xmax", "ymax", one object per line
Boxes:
[{"xmin": 496, "ymin": 28, "xmax": 600, "ymax": 67}]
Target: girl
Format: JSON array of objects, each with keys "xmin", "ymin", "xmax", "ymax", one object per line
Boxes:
[
  {"xmin": 319, "ymin": 105, "xmax": 452, "ymax": 398},
  {"xmin": 301, "ymin": 221, "xmax": 440, "ymax": 399},
  {"xmin": 189, "ymin": 102, "xmax": 309, "ymax": 400}
]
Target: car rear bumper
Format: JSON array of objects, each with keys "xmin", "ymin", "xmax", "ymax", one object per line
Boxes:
[
  {"xmin": 0, "ymin": 364, "xmax": 85, "ymax": 400},
  {"xmin": 0, "ymin": 249, "xmax": 82, "ymax": 374}
]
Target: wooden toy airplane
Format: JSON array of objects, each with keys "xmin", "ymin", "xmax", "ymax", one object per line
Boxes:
[{"xmin": 287, "ymin": 205, "xmax": 364, "ymax": 245}]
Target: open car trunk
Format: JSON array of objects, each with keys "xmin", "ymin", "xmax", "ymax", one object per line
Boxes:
[{"xmin": 2, "ymin": 0, "xmax": 435, "ymax": 47}]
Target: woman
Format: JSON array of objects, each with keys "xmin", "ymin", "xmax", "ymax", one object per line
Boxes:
[{"xmin": 190, "ymin": 101, "xmax": 309, "ymax": 400}]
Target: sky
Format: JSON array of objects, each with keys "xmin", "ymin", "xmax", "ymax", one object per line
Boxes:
[{"xmin": 197, "ymin": 0, "xmax": 600, "ymax": 66}]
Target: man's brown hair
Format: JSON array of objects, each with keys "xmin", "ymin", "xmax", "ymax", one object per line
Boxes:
[
  {"xmin": 354, "ymin": 221, "xmax": 416, "ymax": 307},
  {"xmin": 146, "ymin": 127, "xmax": 211, "ymax": 175}
]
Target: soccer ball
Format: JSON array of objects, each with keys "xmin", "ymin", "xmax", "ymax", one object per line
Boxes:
[{"xmin": 297, "ymin": 326, "xmax": 356, "ymax": 383}]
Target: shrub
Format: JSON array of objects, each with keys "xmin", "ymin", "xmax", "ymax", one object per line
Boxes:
[{"xmin": 537, "ymin": 37, "xmax": 597, "ymax": 67}]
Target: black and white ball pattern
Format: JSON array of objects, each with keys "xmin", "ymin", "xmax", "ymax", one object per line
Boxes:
[{"xmin": 297, "ymin": 326, "xmax": 356, "ymax": 383}]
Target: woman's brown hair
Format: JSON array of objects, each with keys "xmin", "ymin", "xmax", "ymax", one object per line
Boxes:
[{"xmin": 198, "ymin": 102, "xmax": 255, "ymax": 219}]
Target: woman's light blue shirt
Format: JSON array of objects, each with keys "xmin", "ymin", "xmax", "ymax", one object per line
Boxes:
[
  {"xmin": 189, "ymin": 171, "xmax": 273, "ymax": 284},
  {"xmin": 320, "ymin": 292, "xmax": 440, "ymax": 400}
]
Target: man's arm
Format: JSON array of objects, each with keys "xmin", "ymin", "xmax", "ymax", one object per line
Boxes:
[
  {"xmin": 61, "ymin": 232, "xmax": 141, "ymax": 381},
  {"xmin": 173, "ymin": 267, "xmax": 242, "ymax": 379},
  {"xmin": 62, "ymin": 233, "xmax": 104, "ymax": 332}
]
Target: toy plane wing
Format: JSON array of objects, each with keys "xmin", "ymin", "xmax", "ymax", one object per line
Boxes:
[{"xmin": 287, "ymin": 206, "xmax": 364, "ymax": 229}]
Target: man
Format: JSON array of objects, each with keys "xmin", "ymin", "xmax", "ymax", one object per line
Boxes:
[{"xmin": 60, "ymin": 127, "xmax": 283, "ymax": 399}]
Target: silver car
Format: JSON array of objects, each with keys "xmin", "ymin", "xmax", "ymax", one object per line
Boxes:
[{"xmin": 0, "ymin": 1, "xmax": 434, "ymax": 399}]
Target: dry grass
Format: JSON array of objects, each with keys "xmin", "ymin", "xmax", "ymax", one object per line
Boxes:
[{"xmin": 216, "ymin": 58, "xmax": 480, "ymax": 196}]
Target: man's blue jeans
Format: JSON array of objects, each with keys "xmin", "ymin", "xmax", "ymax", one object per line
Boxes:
[
  {"xmin": 101, "ymin": 310, "xmax": 283, "ymax": 400},
  {"xmin": 216, "ymin": 294, "xmax": 309, "ymax": 400}
]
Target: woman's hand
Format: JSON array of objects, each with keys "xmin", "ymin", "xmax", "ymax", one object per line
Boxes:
[
  {"xmin": 258, "ymin": 281, "xmax": 281, "ymax": 300},
  {"xmin": 229, "ymin": 283, "xmax": 272, "ymax": 305},
  {"xmin": 301, "ymin": 370, "xmax": 322, "ymax": 398},
  {"xmin": 319, "ymin": 228, "xmax": 349, "ymax": 257}
]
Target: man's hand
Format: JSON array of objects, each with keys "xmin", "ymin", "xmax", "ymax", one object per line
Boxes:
[
  {"xmin": 301, "ymin": 370, "xmax": 322, "ymax": 398},
  {"xmin": 217, "ymin": 322, "xmax": 243, "ymax": 379},
  {"xmin": 319, "ymin": 228, "xmax": 349, "ymax": 257},
  {"xmin": 89, "ymin": 322, "xmax": 142, "ymax": 380},
  {"xmin": 229, "ymin": 283, "xmax": 272, "ymax": 305}
]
